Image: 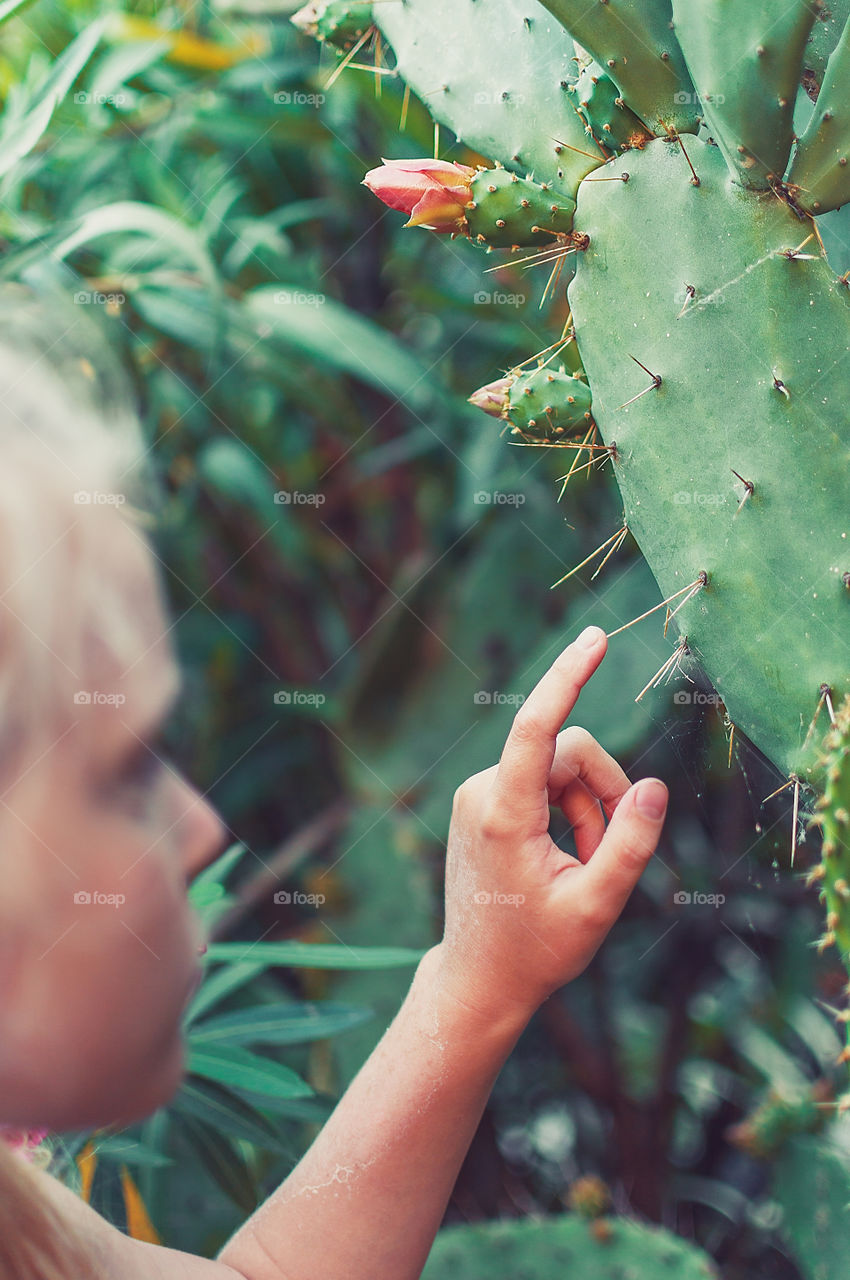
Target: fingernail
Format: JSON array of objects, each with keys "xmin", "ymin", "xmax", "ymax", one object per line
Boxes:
[
  {"xmin": 635, "ymin": 779, "xmax": 668, "ymax": 819},
  {"xmin": 576, "ymin": 625, "xmax": 605, "ymax": 650}
]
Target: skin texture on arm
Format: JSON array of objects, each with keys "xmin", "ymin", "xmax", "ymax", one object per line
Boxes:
[{"xmin": 216, "ymin": 625, "xmax": 669, "ymax": 1280}]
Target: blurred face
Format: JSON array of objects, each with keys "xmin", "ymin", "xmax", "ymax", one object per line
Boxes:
[{"xmin": 0, "ymin": 514, "xmax": 224, "ymax": 1131}]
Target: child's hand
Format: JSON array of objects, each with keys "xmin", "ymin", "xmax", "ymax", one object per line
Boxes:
[{"xmin": 435, "ymin": 625, "xmax": 668, "ymax": 1030}]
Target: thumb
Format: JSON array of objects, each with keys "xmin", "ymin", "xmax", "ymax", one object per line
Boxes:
[{"xmin": 580, "ymin": 778, "xmax": 668, "ymax": 919}]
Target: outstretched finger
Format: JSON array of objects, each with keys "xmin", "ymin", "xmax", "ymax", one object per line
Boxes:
[{"xmin": 493, "ymin": 626, "xmax": 607, "ymax": 822}]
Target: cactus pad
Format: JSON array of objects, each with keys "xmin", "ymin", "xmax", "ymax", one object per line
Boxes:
[
  {"xmin": 671, "ymin": 0, "xmax": 821, "ymax": 189},
  {"xmin": 568, "ymin": 136, "xmax": 850, "ymax": 780},
  {"xmin": 467, "ymin": 169, "xmax": 576, "ymax": 248},
  {"xmin": 421, "ymin": 1214, "xmax": 717, "ymax": 1279},
  {"xmin": 538, "ymin": 0, "xmax": 699, "ymax": 135},
  {"xmin": 504, "ymin": 364, "xmax": 593, "ymax": 440},
  {"xmin": 374, "ymin": 0, "xmax": 601, "ymax": 192}
]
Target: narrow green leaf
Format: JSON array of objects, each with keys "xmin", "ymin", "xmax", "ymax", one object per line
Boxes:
[
  {"xmin": 190, "ymin": 1002, "xmax": 373, "ymax": 1047},
  {"xmin": 246, "ymin": 285, "xmax": 437, "ymax": 413},
  {"xmin": 177, "ymin": 1116, "xmax": 258, "ymax": 1214},
  {"xmin": 172, "ymin": 1079, "xmax": 289, "ymax": 1154},
  {"xmin": 185, "ymin": 961, "xmax": 265, "ymax": 1024},
  {"xmin": 203, "ymin": 941, "xmax": 425, "ymax": 970},
  {"xmin": 187, "ymin": 1043, "xmax": 313, "ymax": 1099}
]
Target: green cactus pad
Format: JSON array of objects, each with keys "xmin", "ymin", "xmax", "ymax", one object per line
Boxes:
[
  {"xmin": 671, "ymin": 0, "xmax": 821, "ymax": 190},
  {"xmin": 569, "ymin": 136, "xmax": 850, "ymax": 780},
  {"xmin": 789, "ymin": 15, "xmax": 850, "ymax": 214},
  {"xmin": 537, "ymin": 0, "xmax": 699, "ymax": 135},
  {"xmin": 805, "ymin": 0, "xmax": 850, "ymax": 82},
  {"xmin": 316, "ymin": 1, "xmax": 372, "ymax": 51},
  {"xmin": 569, "ymin": 59, "xmax": 651, "ymax": 157},
  {"xmin": 506, "ymin": 364, "xmax": 593, "ymax": 439},
  {"xmin": 374, "ymin": 0, "xmax": 601, "ymax": 193},
  {"xmin": 421, "ymin": 1214, "xmax": 717, "ymax": 1279},
  {"xmin": 812, "ymin": 696, "xmax": 850, "ymax": 994},
  {"xmin": 467, "ymin": 168, "xmax": 576, "ymax": 248}
]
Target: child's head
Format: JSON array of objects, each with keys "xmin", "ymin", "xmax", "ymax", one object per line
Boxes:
[{"xmin": 0, "ymin": 335, "xmax": 223, "ymax": 1133}]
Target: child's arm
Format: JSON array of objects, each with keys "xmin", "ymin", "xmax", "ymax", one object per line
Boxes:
[{"xmin": 216, "ymin": 624, "xmax": 668, "ymax": 1280}]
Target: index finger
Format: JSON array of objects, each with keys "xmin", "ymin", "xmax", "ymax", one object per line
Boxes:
[{"xmin": 494, "ymin": 626, "xmax": 608, "ymax": 814}]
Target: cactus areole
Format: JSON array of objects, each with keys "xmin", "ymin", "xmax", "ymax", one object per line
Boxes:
[{"xmin": 300, "ymin": 0, "xmax": 850, "ymax": 794}]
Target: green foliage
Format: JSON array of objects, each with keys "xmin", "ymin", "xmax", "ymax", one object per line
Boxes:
[{"xmin": 421, "ymin": 1214, "xmax": 717, "ymax": 1279}]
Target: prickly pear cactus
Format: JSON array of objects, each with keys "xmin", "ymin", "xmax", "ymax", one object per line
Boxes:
[
  {"xmin": 307, "ymin": 0, "xmax": 850, "ymax": 795},
  {"xmin": 810, "ymin": 695, "xmax": 850, "ymax": 1059},
  {"xmin": 420, "ymin": 1213, "xmax": 717, "ymax": 1279}
]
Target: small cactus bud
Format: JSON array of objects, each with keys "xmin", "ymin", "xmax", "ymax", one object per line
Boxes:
[
  {"xmin": 468, "ymin": 376, "xmax": 512, "ymax": 417},
  {"xmin": 362, "ymin": 158, "xmax": 476, "ymax": 233}
]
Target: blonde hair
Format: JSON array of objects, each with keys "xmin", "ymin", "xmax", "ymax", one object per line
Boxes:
[{"xmin": 0, "ymin": 281, "xmax": 152, "ymax": 1278}]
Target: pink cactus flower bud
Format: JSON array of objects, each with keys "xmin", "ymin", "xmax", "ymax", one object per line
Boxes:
[
  {"xmin": 290, "ymin": 3, "xmax": 320, "ymax": 37},
  {"xmin": 468, "ymin": 376, "xmax": 513, "ymax": 417},
  {"xmin": 362, "ymin": 158, "xmax": 477, "ymax": 233}
]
